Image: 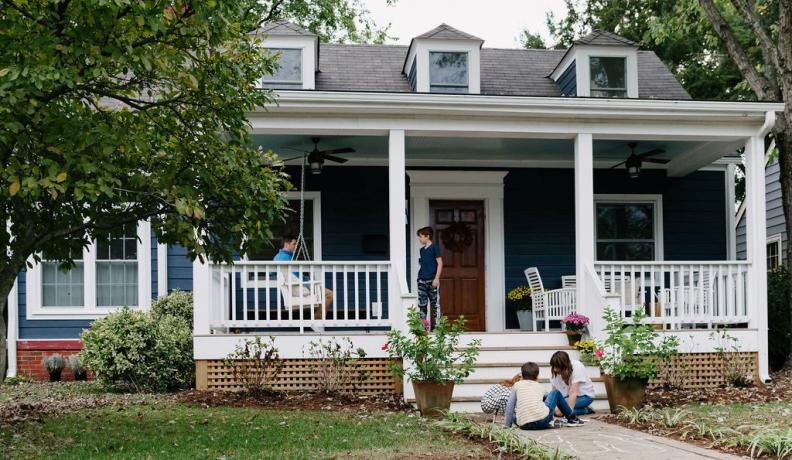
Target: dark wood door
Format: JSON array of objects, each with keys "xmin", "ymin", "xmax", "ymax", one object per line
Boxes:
[{"xmin": 430, "ymin": 200, "xmax": 485, "ymax": 331}]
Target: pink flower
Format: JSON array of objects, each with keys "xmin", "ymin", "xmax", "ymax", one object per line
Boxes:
[
  {"xmin": 381, "ymin": 342, "xmax": 389, "ymax": 351},
  {"xmin": 594, "ymin": 350, "xmax": 604, "ymax": 358},
  {"xmin": 422, "ymin": 319, "xmax": 430, "ymax": 328}
]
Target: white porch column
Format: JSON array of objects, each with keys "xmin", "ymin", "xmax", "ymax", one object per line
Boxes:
[
  {"xmin": 574, "ymin": 133, "xmax": 597, "ymax": 328},
  {"xmin": 745, "ymin": 134, "xmax": 769, "ymax": 382},
  {"xmin": 388, "ymin": 129, "xmax": 408, "ymax": 330},
  {"xmin": 192, "ymin": 259, "xmax": 211, "ymax": 336},
  {"xmin": 6, "ymin": 278, "xmax": 18, "ymax": 378}
]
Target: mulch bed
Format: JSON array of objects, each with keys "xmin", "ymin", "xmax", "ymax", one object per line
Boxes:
[
  {"xmin": 178, "ymin": 389, "xmax": 415, "ymax": 413},
  {"xmin": 645, "ymin": 366, "xmax": 792, "ymax": 408}
]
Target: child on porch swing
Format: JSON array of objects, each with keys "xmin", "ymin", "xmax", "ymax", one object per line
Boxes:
[{"xmin": 416, "ymin": 226, "xmax": 443, "ymax": 330}]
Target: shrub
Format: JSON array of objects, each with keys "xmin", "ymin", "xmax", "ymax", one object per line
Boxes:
[
  {"xmin": 768, "ymin": 267, "xmax": 792, "ymax": 370},
  {"xmin": 224, "ymin": 336, "xmax": 283, "ymax": 394},
  {"xmin": 710, "ymin": 327, "xmax": 753, "ymax": 387},
  {"xmin": 42, "ymin": 354, "xmax": 65, "ymax": 373},
  {"xmin": 303, "ymin": 337, "xmax": 369, "ymax": 393},
  {"xmin": 81, "ymin": 307, "xmax": 193, "ymax": 391},
  {"xmin": 151, "ymin": 289, "xmax": 193, "ymax": 325}
]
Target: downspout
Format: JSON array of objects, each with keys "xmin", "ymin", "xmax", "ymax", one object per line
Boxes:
[
  {"xmin": 6, "ymin": 278, "xmax": 18, "ymax": 378},
  {"xmin": 757, "ymin": 110, "xmax": 776, "ymax": 384}
]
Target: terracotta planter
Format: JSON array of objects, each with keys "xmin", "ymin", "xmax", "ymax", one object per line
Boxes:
[
  {"xmin": 412, "ymin": 380, "xmax": 455, "ymax": 417},
  {"xmin": 516, "ymin": 310, "xmax": 534, "ymax": 331},
  {"xmin": 565, "ymin": 331, "xmax": 582, "ymax": 346},
  {"xmin": 602, "ymin": 374, "xmax": 649, "ymax": 413}
]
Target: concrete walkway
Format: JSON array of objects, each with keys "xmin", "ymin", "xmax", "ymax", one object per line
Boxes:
[{"xmin": 515, "ymin": 418, "xmax": 744, "ymax": 460}]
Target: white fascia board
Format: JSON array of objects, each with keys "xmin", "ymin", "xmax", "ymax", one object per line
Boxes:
[{"xmin": 259, "ymin": 36, "xmax": 317, "ymax": 90}]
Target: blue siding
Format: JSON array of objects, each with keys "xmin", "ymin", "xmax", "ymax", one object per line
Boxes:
[
  {"xmin": 167, "ymin": 245, "xmax": 193, "ymax": 292},
  {"xmin": 736, "ymin": 158, "xmax": 785, "ymax": 261},
  {"xmin": 557, "ymin": 61, "xmax": 577, "ymax": 96},
  {"xmin": 408, "ymin": 57, "xmax": 417, "ymax": 92},
  {"xmin": 503, "ymin": 168, "xmax": 727, "ymax": 328}
]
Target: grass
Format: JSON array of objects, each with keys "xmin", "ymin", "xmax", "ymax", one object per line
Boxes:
[
  {"xmin": 615, "ymin": 402, "xmax": 792, "ymax": 459},
  {"xmin": 1, "ymin": 401, "xmax": 495, "ymax": 459},
  {"xmin": 0, "ymin": 380, "xmax": 148, "ymax": 405}
]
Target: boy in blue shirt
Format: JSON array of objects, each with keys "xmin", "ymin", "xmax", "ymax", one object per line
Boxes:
[{"xmin": 416, "ymin": 226, "xmax": 443, "ymax": 330}]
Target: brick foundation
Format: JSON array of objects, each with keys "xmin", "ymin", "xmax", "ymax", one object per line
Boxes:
[{"xmin": 16, "ymin": 340, "xmax": 88, "ymax": 381}]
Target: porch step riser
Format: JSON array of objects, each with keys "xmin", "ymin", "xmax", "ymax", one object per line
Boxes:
[
  {"xmin": 467, "ymin": 366, "xmax": 601, "ymax": 380},
  {"xmin": 474, "ymin": 349, "xmax": 581, "ymax": 363},
  {"xmin": 450, "ymin": 382, "xmax": 606, "ymax": 399},
  {"xmin": 449, "ymin": 399, "xmax": 611, "ymax": 414},
  {"xmin": 460, "ymin": 334, "xmax": 572, "ymax": 348}
]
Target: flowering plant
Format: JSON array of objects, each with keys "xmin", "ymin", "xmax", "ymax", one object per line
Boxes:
[
  {"xmin": 574, "ymin": 339, "xmax": 601, "ymax": 365},
  {"xmin": 383, "ymin": 307, "xmax": 480, "ymax": 384},
  {"xmin": 506, "ymin": 285, "xmax": 533, "ymax": 311},
  {"xmin": 561, "ymin": 313, "xmax": 589, "ymax": 332}
]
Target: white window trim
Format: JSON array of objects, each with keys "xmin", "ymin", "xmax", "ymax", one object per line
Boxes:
[
  {"xmin": 594, "ymin": 194, "xmax": 664, "ymax": 261},
  {"xmin": 242, "ymin": 191, "xmax": 322, "ymax": 261},
  {"xmin": 26, "ymin": 221, "xmax": 152, "ymax": 320},
  {"xmin": 767, "ymin": 233, "xmax": 782, "ymax": 268}
]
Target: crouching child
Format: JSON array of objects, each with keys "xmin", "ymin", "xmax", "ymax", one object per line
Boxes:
[{"xmin": 503, "ymin": 362, "xmax": 586, "ymax": 429}]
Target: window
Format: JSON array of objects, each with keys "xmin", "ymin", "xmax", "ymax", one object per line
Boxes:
[
  {"xmin": 595, "ymin": 196, "xmax": 663, "ymax": 261},
  {"xmin": 27, "ymin": 221, "xmax": 151, "ymax": 319},
  {"xmin": 95, "ymin": 224, "xmax": 139, "ymax": 307},
  {"xmin": 261, "ymin": 48, "xmax": 302, "ymax": 88},
  {"xmin": 767, "ymin": 234, "xmax": 783, "ymax": 270},
  {"xmin": 248, "ymin": 192, "xmax": 321, "ymax": 260},
  {"xmin": 590, "ymin": 57, "xmax": 627, "ymax": 98},
  {"xmin": 429, "ymin": 52, "xmax": 468, "ymax": 93}
]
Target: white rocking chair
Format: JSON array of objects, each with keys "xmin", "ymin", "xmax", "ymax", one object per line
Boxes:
[{"xmin": 524, "ymin": 267, "xmax": 577, "ymax": 331}]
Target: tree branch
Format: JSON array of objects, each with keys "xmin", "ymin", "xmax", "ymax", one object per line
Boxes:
[
  {"xmin": 698, "ymin": 0, "xmax": 776, "ymax": 100},
  {"xmin": 729, "ymin": 0, "xmax": 781, "ymax": 93},
  {"xmin": 781, "ymin": 1, "xmax": 792, "ymax": 74}
]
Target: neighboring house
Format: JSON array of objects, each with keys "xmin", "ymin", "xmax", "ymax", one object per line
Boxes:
[
  {"xmin": 6, "ymin": 21, "xmax": 783, "ymax": 411},
  {"xmin": 736, "ymin": 154, "xmax": 787, "ymax": 270}
]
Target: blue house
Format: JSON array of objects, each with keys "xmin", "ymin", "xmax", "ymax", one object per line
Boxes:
[{"xmin": 7, "ymin": 22, "xmax": 784, "ymax": 410}]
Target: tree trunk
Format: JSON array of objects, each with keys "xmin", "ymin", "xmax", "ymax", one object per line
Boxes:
[{"xmin": 776, "ymin": 116, "xmax": 792, "ymax": 358}]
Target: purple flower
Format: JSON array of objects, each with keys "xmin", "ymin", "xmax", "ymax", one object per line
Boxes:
[
  {"xmin": 561, "ymin": 313, "xmax": 589, "ymax": 331},
  {"xmin": 422, "ymin": 319, "xmax": 430, "ymax": 329}
]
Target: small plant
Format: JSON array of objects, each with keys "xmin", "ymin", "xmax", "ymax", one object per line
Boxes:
[
  {"xmin": 710, "ymin": 327, "xmax": 753, "ymax": 387},
  {"xmin": 616, "ymin": 406, "xmax": 657, "ymax": 425},
  {"xmin": 303, "ymin": 337, "xmax": 369, "ymax": 393},
  {"xmin": 4, "ymin": 374, "xmax": 32, "ymax": 386},
  {"xmin": 656, "ymin": 335, "xmax": 696, "ymax": 389},
  {"xmin": 574, "ymin": 339, "xmax": 601, "ymax": 365},
  {"xmin": 658, "ymin": 407, "xmax": 689, "ymax": 428},
  {"xmin": 42, "ymin": 354, "xmax": 65, "ymax": 382},
  {"xmin": 383, "ymin": 307, "xmax": 480, "ymax": 384},
  {"xmin": 749, "ymin": 429, "xmax": 792, "ymax": 459},
  {"xmin": 151, "ymin": 289, "xmax": 193, "ymax": 325},
  {"xmin": 225, "ymin": 336, "xmax": 283, "ymax": 394},
  {"xmin": 66, "ymin": 355, "xmax": 88, "ymax": 381},
  {"xmin": 506, "ymin": 285, "xmax": 533, "ymax": 311},
  {"xmin": 598, "ymin": 308, "xmax": 679, "ymax": 381},
  {"xmin": 561, "ymin": 312, "xmax": 589, "ymax": 332}
]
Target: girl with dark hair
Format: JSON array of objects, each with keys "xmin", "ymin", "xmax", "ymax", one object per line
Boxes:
[{"xmin": 549, "ymin": 351, "xmax": 595, "ymax": 416}]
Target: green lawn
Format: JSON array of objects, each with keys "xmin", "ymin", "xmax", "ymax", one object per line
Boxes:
[{"xmin": 1, "ymin": 402, "xmax": 495, "ymax": 459}]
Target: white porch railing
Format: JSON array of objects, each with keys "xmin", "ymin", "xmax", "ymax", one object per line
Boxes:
[
  {"xmin": 206, "ymin": 261, "xmax": 392, "ymax": 332},
  {"xmin": 594, "ymin": 261, "xmax": 751, "ymax": 328}
]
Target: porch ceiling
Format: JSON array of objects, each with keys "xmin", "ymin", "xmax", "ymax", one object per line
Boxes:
[{"xmin": 252, "ymin": 134, "xmax": 742, "ymax": 172}]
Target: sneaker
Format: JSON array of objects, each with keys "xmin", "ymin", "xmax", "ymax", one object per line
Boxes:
[
  {"xmin": 552, "ymin": 418, "xmax": 567, "ymax": 428},
  {"xmin": 564, "ymin": 416, "xmax": 587, "ymax": 427}
]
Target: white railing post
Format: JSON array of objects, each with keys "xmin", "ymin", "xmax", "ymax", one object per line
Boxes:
[
  {"xmin": 575, "ymin": 133, "xmax": 595, "ymax": 320},
  {"xmin": 389, "ymin": 129, "xmax": 408, "ymax": 331},
  {"xmin": 745, "ymin": 133, "xmax": 770, "ymax": 382},
  {"xmin": 193, "ymin": 259, "xmax": 212, "ymax": 335}
]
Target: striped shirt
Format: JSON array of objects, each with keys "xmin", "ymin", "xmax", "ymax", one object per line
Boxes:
[{"xmin": 513, "ymin": 380, "xmax": 549, "ymax": 426}]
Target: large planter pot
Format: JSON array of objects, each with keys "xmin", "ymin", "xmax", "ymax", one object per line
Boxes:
[
  {"xmin": 565, "ymin": 331, "xmax": 583, "ymax": 346},
  {"xmin": 602, "ymin": 374, "xmax": 649, "ymax": 413},
  {"xmin": 516, "ymin": 310, "xmax": 534, "ymax": 331},
  {"xmin": 412, "ymin": 380, "xmax": 455, "ymax": 417},
  {"xmin": 48, "ymin": 370, "xmax": 63, "ymax": 382}
]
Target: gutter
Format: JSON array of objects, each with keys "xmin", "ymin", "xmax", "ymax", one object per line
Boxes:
[{"xmin": 6, "ymin": 279, "xmax": 17, "ymax": 378}]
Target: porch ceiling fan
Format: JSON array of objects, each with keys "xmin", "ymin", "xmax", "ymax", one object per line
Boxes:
[
  {"xmin": 610, "ymin": 142, "xmax": 669, "ymax": 179},
  {"xmin": 282, "ymin": 137, "xmax": 355, "ymax": 175}
]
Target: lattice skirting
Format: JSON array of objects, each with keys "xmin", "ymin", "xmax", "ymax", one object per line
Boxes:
[
  {"xmin": 196, "ymin": 358, "xmax": 403, "ymax": 394},
  {"xmin": 649, "ymin": 352, "xmax": 759, "ymax": 389}
]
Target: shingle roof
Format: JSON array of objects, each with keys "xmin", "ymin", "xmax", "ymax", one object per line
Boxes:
[
  {"xmin": 315, "ymin": 44, "xmax": 691, "ymax": 100},
  {"xmin": 257, "ymin": 20, "xmax": 315, "ymax": 36},
  {"xmin": 575, "ymin": 29, "xmax": 638, "ymax": 47},
  {"xmin": 414, "ymin": 23, "xmax": 482, "ymax": 41}
]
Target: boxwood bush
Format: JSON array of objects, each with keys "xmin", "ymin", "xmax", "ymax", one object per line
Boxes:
[
  {"xmin": 151, "ymin": 289, "xmax": 193, "ymax": 325},
  {"xmin": 81, "ymin": 307, "xmax": 193, "ymax": 391},
  {"xmin": 768, "ymin": 267, "xmax": 792, "ymax": 371}
]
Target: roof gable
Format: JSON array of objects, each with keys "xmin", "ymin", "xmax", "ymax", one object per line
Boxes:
[
  {"xmin": 257, "ymin": 20, "xmax": 316, "ymax": 37},
  {"xmin": 414, "ymin": 23, "xmax": 482, "ymax": 41},
  {"xmin": 575, "ymin": 29, "xmax": 638, "ymax": 47}
]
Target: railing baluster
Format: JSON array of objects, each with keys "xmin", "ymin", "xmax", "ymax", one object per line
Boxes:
[
  {"xmin": 354, "ymin": 264, "xmax": 360, "ymax": 321},
  {"xmin": 231, "ymin": 265, "xmax": 237, "ymax": 323},
  {"xmin": 364, "ymin": 264, "xmax": 370, "ymax": 320},
  {"xmin": 343, "ymin": 264, "xmax": 349, "ymax": 320},
  {"xmin": 375, "ymin": 264, "xmax": 382, "ymax": 319}
]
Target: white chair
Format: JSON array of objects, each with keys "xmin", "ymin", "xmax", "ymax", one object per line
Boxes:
[
  {"xmin": 524, "ymin": 267, "xmax": 576, "ymax": 331},
  {"xmin": 561, "ymin": 276, "xmax": 577, "ymax": 288},
  {"xmin": 242, "ymin": 269, "xmax": 326, "ymax": 330}
]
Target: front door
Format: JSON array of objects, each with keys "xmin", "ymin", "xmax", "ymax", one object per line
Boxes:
[{"xmin": 429, "ymin": 200, "xmax": 486, "ymax": 331}]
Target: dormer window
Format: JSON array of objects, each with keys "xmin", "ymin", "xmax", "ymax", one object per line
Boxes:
[
  {"xmin": 590, "ymin": 56, "xmax": 626, "ymax": 98},
  {"xmin": 262, "ymin": 48, "xmax": 303, "ymax": 89},
  {"xmin": 429, "ymin": 51, "xmax": 469, "ymax": 93}
]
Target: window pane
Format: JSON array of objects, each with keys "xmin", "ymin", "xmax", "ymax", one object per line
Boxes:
[
  {"xmin": 591, "ymin": 89, "xmax": 627, "ymax": 98},
  {"xmin": 429, "ymin": 52, "xmax": 468, "ymax": 87},
  {"xmin": 97, "ymin": 224, "xmax": 137, "ymax": 261},
  {"xmin": 597, "ymin": 204, "xmax": 653, "ymax": 239},
  {"xmin": 95, "ymin": 224, "xmax": 139, "ymax": 307},
  {"xmin": 767, "ymin": 241, "xmax": 781, "ymax": 270},
  {"xmin": 42, "ymin": 262, "xmax": 84, "ymax": 307},
  {"xmin": 249, "ymin": 199, "xmax": 314, "ymax": 260},
  {"xmin": 263, "ymin": 48, "xmax": 302, "ymax": 84},
  {"xmin": 597, "ymin": 243, "xmax": 654, "ymax": 261},
  {"xmin": 590, "ymin": 57, "xmax": 626, "ymax": 94}
]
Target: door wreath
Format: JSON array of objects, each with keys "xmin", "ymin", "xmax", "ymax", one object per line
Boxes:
[{"xmin": 441, "ymin": 222, "xmax": 474, "ymax": 253}]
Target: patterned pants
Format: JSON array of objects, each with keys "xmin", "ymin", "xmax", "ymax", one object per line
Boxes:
[{"xmin": 417, "ymin": 279, "xmax": 441, "ymax": 327}]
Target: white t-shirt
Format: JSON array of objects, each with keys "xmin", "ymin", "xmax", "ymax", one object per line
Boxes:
[{"xmin": 550, "ymin": 359, "xmax": 596, "ymax": 399}]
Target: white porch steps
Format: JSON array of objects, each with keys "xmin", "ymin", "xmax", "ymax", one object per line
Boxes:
[{"xmin": 404, "ymin": 332, "xmax": 610, "ymax": 414}]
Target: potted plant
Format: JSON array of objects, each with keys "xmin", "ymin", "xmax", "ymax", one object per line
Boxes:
[
  {"xmin": 573, "ymin": 339, "xmax": 602, "ymax": 366},
  {"xmin": 598, "ymin": 308, "xmax": 679, "ymax": 412},
  {"xmin": 42, "ymin": 354, "xmax": 66, "ymax": 382},
  {"xmin": 384, "ymin": 307, "xmax": 481, "ymax": 417},
  {"xmin": 507, "ymin": 285, "xmax": 533, "ymax": 331},
  {"xmin": 67, "ymin": 355, "xmax": 88, "ymax": 381},
  {"xmin": 561, "ymin": 313, "xmax": 589, "ymax": 345}
]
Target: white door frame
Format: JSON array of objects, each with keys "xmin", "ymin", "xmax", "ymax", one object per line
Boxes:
[{"xmin": 407, "ymin": 171, "xmax": 508, "ymax": 332}]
